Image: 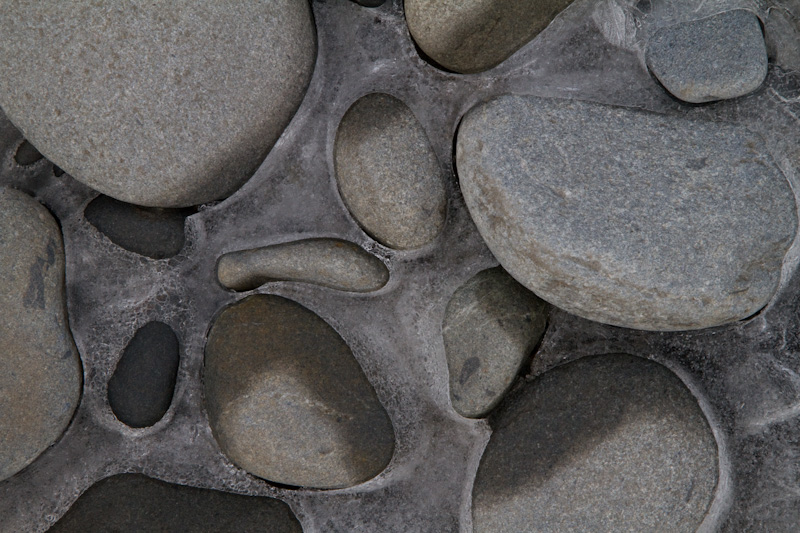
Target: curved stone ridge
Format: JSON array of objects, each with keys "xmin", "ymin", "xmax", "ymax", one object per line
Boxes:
[
  {"xmin": 473, "ymin": 354, "xmax": 718, "ymax": 533},
  {"xmin": 0, "ymin": 187, "xmax": 82, "ymax": 482},
  {"xmin": 405, "ymin": 0, "xmax": 575, "ymax": 74},
  {"xmin": 50, "ymin": 474, "xmax": 302, "ymax": 532},
  {"xmin": 205, "ymin": 295, "xmax": 395, "ymax": 489},
  {"xmin": 335, "ymin": 93, "xmax": 446, "ymax": 250},
  {"xmin": 217, "ymin": 238, "xmax": 389, "ymax": 293},
  {"xmin": 457, "ymin": 95, "xmax": 797, "ymax": 331},
  {"xmin": 646, "ymin": 10, "xmax": 768, "ymax": 103},
  {"xmin": 0, "ymin": 1, "xmax": 316, "ymax": 208},
  {"xmin": 443, "ymin": 267, "xmax": 547, "ymax": 418}
]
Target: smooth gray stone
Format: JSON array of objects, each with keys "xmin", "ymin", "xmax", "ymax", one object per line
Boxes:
[
  {"xmin": 473, "ymin": 354, "xmax": 718, "ymax": 533},
  {"xmin": 205, "ymin": 295, "xmax": 395, "ymax": 489},
  {"xmin": 646, "ymin": 10, "xmax": 768, "ymax": 103},
  {"xmin": 457, "ymin": 95, "xmax": 797, "ymax": 331},
  {"xmin": 0, "ymin": 1, "xmax": 316, "ymax": 208},
  {"xmin": 0, "ymin": 188, "xmax": 82, "ymax": 481},
  {"xmin": 443, "ymin": 267, "xmax": 547, "ymax": 418},
  {"xmin": 335, "ymin": 93, "xmax": 446, "ymax": 250},
  {"xmin": 217, "ymin": 238, "xmax": 389, "ymax": 292}
]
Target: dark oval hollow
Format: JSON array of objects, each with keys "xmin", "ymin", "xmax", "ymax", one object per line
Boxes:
[
  {"xmin": 14, "ymin": 139, "xmax": 44, "ymax": 166},
  {"xmin": 108, "ymin": 322, "xmax": 180, "ymax": 428},
  {"xmin": 84, "ymin": 195, "xmax": 194, "ymax": 259},
  {"xmin": 48, "ymin": 474, "xmax": 302, "ymax": 533}
]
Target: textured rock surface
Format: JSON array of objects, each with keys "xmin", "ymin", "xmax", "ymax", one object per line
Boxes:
[
  {"xmin": 50, "ymin": 474, "xmax": 302, "ymax": 532},
  {"xmin": 0, "ymin": 188, "xmax": 82, "ymax": 481},
  {"xmin": 335, "ymin": 93, "xmax": 446, "ymax": 250},
  {"xmin": 646, "ymin": 10, "xmax": 768, "ymax": 103},
  {"xmin": 0, "ymin": 1, "xmax": 316, "ymax": 207},
  {"xmin": 205, "ymin": 295, "xmax": 395, "ymax": 489},
  {"xmin": 473, "ymin": 354, "xmax": 718, "ymax": 533},
  {"xmin": 443, "ymin": 267, "xmax": 547, "ymax": 418},
  {"xmin": 405, "ymin": 0, "xmax": 575, "ymax": 73},
  {"xmin": 107, "ymin": 322, "xmax": 180, "ymax": 428},
  {"xmin": 457, "ymin": 95, "xmax": 797, "ymax": 331},
  {"xmin": 217, "ymin": 239, "xmax": 389, "ymax": 292}
]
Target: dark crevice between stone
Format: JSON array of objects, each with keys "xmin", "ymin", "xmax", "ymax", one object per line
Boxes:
[
  {"xmin": 353, "ymin": 0, "xmax": 385, "ymax": 6},
  {"xmin": 52, "ymin": 165, "xmax": 65, "ymax": 177},
  {"xmin": 14, "ymin": 139, "xmax": 44, "ymax": 166}
]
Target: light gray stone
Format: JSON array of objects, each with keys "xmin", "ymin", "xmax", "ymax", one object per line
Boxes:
[
  {"xmin": 335, "ymin": 93, "xmax": 446, "ymax": 250},
  {"xmin": 204, "ymin": 295, "xmax": 395, "ymax": 489},
  {"xmin": 443, "ymin": 267, "xmax": 547, "ymax": 418},
  {"xmin": 473, "ymin": 354, "xmax": 718, "ymax": 533},
  {"xmin": 0, "ymin": 188, "xmax": 82, "ymax": 481},
  {"xmin": 405, "ymin": 0, "xmax": 575, "ymax": 74},
  {"xmin": 646, "ymin": 10, "xmax": 768, "ymax": 103},
  {"xmin": 457, "ymin": 95, "xmax": 797, "ymax": 331},
  {"xmin": 0, "ymin": 1, "xmax": 316, "ymax": 207},
  {"xmin": 217, "ymin": 238, "xmax": 389, "ymax": 292}
]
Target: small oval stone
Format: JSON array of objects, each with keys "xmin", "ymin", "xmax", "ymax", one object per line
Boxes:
[
  {"xmin": 217, "ymin": 239, "xmax": 389, "ymax": 292},
  {"xmin": 456, "ymin": 95, "xmax": 797, "ymax": 331},
  {"xmin": 107, "ymin": 322, "xmax": 180, "ymax": 428},
  {"xmin": 205, "ymin": 295, "xmax": 395, "ymax": 489},
  {"xmin": 443, "ymin": 267, "xmax": 547, "ymax": 418},
  {"xmin": 405, "ymin": 0, "xmax": 576, "ymax": 74},
  {"xmin": 335, "ymin": 93, "xmax": 446, "ymax": 250},
  {"xmin": 0, "ymin": 187, "xmax": 82, "ymax": 481},
  {"xmin": 473, "ymin": 354, "xmax": 718, "ymax": 532}
]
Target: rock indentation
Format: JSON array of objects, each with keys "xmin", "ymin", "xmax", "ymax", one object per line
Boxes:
[
  {"xmin": 335, "ymin": 93, "xmax": 446, "ymax": 250},
  {"xmin": 473, "ymin": 354, "xmax": 718, "ymax": 533},
  {"xmin": 0, "ymin": 1, "xmax": 316, "ymax": 207},
  {"xmin": 456, "ymin": 95, "xmax": 797, "ymax": 331},
  {"xmin": 205, "ymin": 295, "xmax": 395, "ymax": 489},
  {"xmin": 217, "ymin": 239, "xmax": 389, "ymax": 292},
  {"xmin": 107, "ymin": 322, "xmax": 180, "ymax": 428},
  {"xmin": 443, "ymin": 267, "xmax": 547, "ymax": 418},
  {"xmin": 646, "ymin": 10, "xmax": 768, "ymax": 103},
  {"xmin": 0, "ymin": 187, "xmax": 82, "ymax": 482}
]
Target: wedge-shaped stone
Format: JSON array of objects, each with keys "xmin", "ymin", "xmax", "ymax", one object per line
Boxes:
[
  {"xmin": 457, "ymin": 95, "xmax": 797, "ymax": 331},
  {"xmin": 205, "ymin": 295, "xmax": 395, "ymax": 489}
]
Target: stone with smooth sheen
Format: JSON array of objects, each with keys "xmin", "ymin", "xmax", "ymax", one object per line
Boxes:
[
  {"xmin": 50, "ymin": 474, "xmax": 302, "ymax": 532},
  {"xmin": 217, "ymin": 238, "xmax": 389, "ymax": 292},
  {"xmin": 0, "ymin": 1, "xmax": 316, "ymax": 208},
  {"xmin": 473, "ymin": 354, "xmax": 718, "ymax": 533},
  {"xmin": 443, "ymin": 267, "xmax": 547, "ymax": 418},
  {"xmin": 646, "ymin": 10, "xmax": 768, "ymax": 103},
  {"xmin": 205, "ymin": 295, "xmax": 395, "ymax": 489},
  {"xmin": 0, "ymin": 188, "xmax": 82, "ymax": 481},
  {"xmin": 405, "ymin": 0, "xmax": 575, "ymax": 73},
  {"xmin": 335, "ymin": 93, "xmax": 446, "ymax": 250},
  {"xmin": 457, "ymin": 95, "xmax": 797, "ymax": 331}
]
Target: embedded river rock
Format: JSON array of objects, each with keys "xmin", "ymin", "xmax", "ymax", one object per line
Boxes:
[
  {"xmin": 472, "ymin": 354, "xmax": 718, "ymax": 533},
  {"xmin": 457, "ymin": 95, "xmax": 797, "ymax": 331},
  {"xmin": 204, "ymin": 295, "xmax": 395, "ymax": 489},
  {"xmin": 335, "ymin": 93, "xmax": 446, "ymax": 250},
  {"xmin": 0, "ymin": 188, "xmax": 82, "ymax": 482},
  {"xmin": 0, "ymin": 1, "xmax": 316, "ymax": 208}
]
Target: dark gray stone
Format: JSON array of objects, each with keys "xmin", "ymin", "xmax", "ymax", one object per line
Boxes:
[
  {"xmin": 50, "ymin": 474, "xmax": 302, "ymax": 532},
  {"xmin": 204, "ymin": 295, "xmax": 395, "ymax": 489},
  {"xmin": 107, "ymin": 322, "xmax": 180, "ymax": 428},
  {"xmin": 457, "ymin": 95, "xmax": 797, "ymax": 331},
  {"xmin": 646, "ymin": 10, "xmax": 768, "ymax": 103},
  {"xmin": 0, "ymin": 1, "xmax": 316, "ymax": 207},
  {"xmin": 335, "ymin": 93, "xmax": 446, "ymax": 250},
  {"xmin": 217, "ymin": 239, "xmax": 389, "ymax": 292},
  {"xmin": 13, "ymin": 139, "xmax": 43, "ymax": 166},
  {"xmin": 473, "ymin": 354, "xmax": 718, "ymax": 533},
  {"xmin": 443, "ymin": 267, "xmax": 547, "ymax": 418}
]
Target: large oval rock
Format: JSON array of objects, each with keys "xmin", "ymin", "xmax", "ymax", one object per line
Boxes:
[
  {"xmin": 457, "ymin": 95, "xmax": 797, "ymax": 331},
  {"xmin": 405, "ymin": 0, "xmax": 575, "ymax": 74},
  {"xmin": 335, "ymin": 93, "xmax": 446, "ymax": 250},
  {"xmin": 473, "ymin": 354, "xmax": 718, "ymax": 532},
  {"xmin": 0, "ymin": 188, "xmax": 82, "ymax": 481},
  {"xmin": 0, "ymin": 1, "xmax": 316, "ymax": 208},
  {"xmin": 205, "ymin": 295, "xmax": 395, "ymax": 489}
]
